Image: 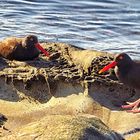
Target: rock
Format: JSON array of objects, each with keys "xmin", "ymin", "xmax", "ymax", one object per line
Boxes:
[
  {"xmin": 0, "ymin": 41, "xmax": 139, "ymax": 139},
  {"xmin": 70, "ymin": 68, "xmax": 78, "ymax": 73},
  {"xmin": 71, "ymin": 75, "xmax": 81, "ymax": 80},
  {"xmin": 48, "ymin": 52, "xmax": 61, "ymax": 60},
  {"xmin": 85, "ymin": 76, "xmax": 93, "ymax": 80},
  {"xmin": 54, "ymin": 73, "xmax": 67, "ymax": 80},
  {"xmin": 1, "ymin": 115, "xmax": 123, "ymax": 140}
]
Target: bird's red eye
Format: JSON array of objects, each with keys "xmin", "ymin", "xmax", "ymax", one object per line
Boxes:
[
  {"xmin": 30, "ymin": 38, "xmax": 33, "ymax": 41},
  {"xmin": 119, "ymin": 56, "xmax": 123, "ymax": 60}
]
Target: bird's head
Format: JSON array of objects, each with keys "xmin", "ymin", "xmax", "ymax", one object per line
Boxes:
[
  {"xmin": 22, "ymin": 35, "xmax": 49, "ymax": 57},
  {"xmin": 22, "ymin": 35, "xmax": 38, "ymax": 48},
  {"xmin": 99, "ymin": 53, "xmax": 133, "ymax": 74}
]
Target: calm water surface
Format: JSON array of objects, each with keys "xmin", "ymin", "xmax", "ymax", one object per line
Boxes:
[{"xmin": 0, "ymin": 0, "xmax": 140, "ymax": 58}]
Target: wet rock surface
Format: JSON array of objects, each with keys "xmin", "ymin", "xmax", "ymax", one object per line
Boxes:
[{"xmin": 0, "ymin": 42, "xmax": 139, "ymax": 139}]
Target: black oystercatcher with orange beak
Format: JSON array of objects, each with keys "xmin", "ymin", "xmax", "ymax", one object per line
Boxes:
[
  {"xmin": 0, "ymin": 35, "xmax": 49, "ymax": 61},
  {"xmin": 99, "ymin": 53, "xmax": 140, "ymax": 113}
]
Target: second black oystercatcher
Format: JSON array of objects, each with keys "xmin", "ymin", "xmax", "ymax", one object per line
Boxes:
[
  {"xmin": 0, "ymin": 35, "xmax": 50, "ymax": 61},
  {"xmin": 99, "ymin": 53, "xmax": 140, "ymax": 113}
]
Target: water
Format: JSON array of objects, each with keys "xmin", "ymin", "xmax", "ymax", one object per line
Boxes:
[{"xmin": 0, "ymin": 0, "xmax": 140, "ymax": 59}]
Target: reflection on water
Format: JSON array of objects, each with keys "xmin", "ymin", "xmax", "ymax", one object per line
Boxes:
[{"xmin": 0, "ymin": 0, "xmax": 140, "ymax": 58}]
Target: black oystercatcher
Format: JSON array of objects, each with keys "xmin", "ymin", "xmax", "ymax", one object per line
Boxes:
[
  {"xmin": 99, "ymin": 53, "xmax": 140, "ymax": 113},
  {"xmin": 0, "ymin": 35, "xmax": 49, "ymax": 61}
]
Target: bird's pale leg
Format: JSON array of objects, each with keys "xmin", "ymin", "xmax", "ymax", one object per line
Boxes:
[
  {"xmin": 127, "ymin": 108, "xmax": 140, "ymax": 113},
  {"xmin": 122, "ymin": 98, "xmax": 140, "ymax": 113}
]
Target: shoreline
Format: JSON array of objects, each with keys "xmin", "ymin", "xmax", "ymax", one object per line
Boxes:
[{"xmin": 0, "ymin": 42, "xmax": 139, "ymax": 139}]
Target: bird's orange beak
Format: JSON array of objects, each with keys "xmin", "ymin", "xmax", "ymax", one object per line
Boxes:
[
  {"xmin": 35, "ymin": 43, "xmax": 50, "ymax": 57},
  {"xmin": 99, "ymin": 61, "xmax": 117, "ymax": 74}
]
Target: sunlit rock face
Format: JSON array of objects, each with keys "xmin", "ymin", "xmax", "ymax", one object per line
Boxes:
[{"xmin": 0, "ymin": 42, "xmax": 139, "ymax": 139}]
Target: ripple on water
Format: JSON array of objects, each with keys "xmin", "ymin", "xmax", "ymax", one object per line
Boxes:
[{"xmin": 0, "ymin": 0, "xmax": 140, "ymax": 59}]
